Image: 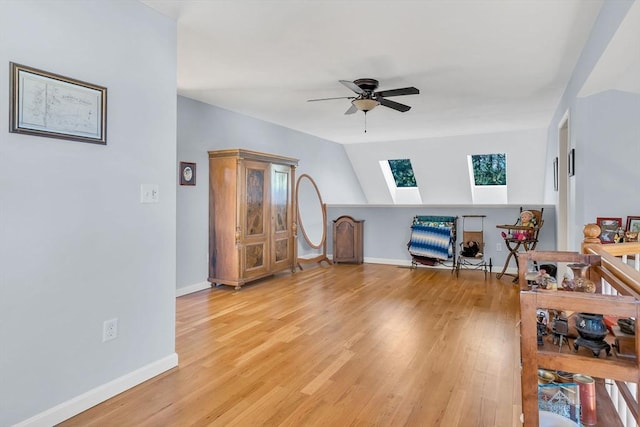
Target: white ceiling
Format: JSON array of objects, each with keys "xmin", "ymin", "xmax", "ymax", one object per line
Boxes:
[{"xmin": 142, "ymin": 0, "xmax": 605, "ymax": 144}]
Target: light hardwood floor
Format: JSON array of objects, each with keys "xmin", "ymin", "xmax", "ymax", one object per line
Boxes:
[{"xmin": 61, "ymin": 264, "xmax": 522, "ymax": 426}]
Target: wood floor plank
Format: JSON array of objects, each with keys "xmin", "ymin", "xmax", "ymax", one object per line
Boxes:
[{"xmin": 60, "ymin": 264, "xmax": 521, "ymax": 426}]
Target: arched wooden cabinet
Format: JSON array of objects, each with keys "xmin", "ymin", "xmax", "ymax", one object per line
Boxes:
[
  {"xmin": 208, "ymin": 149, "xmax": 298, "ymax": 289},
  {"xmin": 332, "ymin": 215, "xmax": 364, "ymax": 264}
]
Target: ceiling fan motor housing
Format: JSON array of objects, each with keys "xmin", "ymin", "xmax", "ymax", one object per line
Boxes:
[{"xmin": 354, "ymin": 78, "xmax": 379, "ymax": 93}]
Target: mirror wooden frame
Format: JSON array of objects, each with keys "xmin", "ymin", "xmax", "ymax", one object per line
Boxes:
[{"xmin": 295, "ymin": 174, "xmax": 332, "ymax": 268}]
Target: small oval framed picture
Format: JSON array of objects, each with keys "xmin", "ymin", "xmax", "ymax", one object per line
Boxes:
[{"xmin": 179, "ymin": 162, "xmax": 196, "ymax": 186}]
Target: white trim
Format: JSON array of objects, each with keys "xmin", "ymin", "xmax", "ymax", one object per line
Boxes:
[
  {"xmin": 364, "ymin": 257, "xmax": 451, "ymax": 270},
  {"xmin": 176, "ymin": 281, "xmax": 211, "ymax": 297},
  {"xmin": 364, "ymin": 257, "xmax": 515, "ymax": 275},
  {"xmin": 15, "ymin": 353, "xmax": 178, "ymax": 427}
]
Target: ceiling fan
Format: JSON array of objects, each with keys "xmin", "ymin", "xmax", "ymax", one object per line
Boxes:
[{"xmin": 308, "ymin": 78, "xmax": 419, "ymax": 115}]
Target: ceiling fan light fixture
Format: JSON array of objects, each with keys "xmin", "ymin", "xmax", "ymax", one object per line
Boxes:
[{"xmin": 352, "ymin": 98, "xmax": 379, "ymax": 112}]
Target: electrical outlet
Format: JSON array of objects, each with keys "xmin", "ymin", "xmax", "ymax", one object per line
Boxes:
[
  {"xmin": 496, "ymin": 243, "xmax": 502, "ymax": 252},
  {"xmin": 103, "ymin": 318, "xmax": 118, "ymax": 342}
]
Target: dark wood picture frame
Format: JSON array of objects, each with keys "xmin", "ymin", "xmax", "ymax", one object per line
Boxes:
[
  {"xmin": 596, "ymin": 217, "xmax": 622, "ymax": 244},
  {"xmin": 179, "ymin": 162, "xmax": 196, "ymax": 186},
  {"xmin": 10, "ymin": 62, "xmax": 107, "ymax": 144},
  {"xmin": 568, "ymin": 148, "xmax": 575, "ymax": 177},
  {"xmin": 626, "ymin": 216, "xmax": 640, "ymax": 232}
]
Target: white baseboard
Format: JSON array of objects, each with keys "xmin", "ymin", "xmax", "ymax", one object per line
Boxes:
[
  {"xmin": 363, "ymin": 257, "xmax": 516, "ymax": 275},
  {"xmin": 176, "ymin": 281, "xmax": 211, "ymax": 297},
  {"xmin": 15, "ymin": 353, "xmax": 178, "ymax": 427},
  {"xmin": 364, "ymin": 257, "xmax": 452, "ymax": 270},
  {"xmin": 364, "ymin": 257, "xmax": 410, "ymax": 266}
]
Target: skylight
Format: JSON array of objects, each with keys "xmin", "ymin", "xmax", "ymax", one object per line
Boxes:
[
  {"xmin": 388, "ymin": 159, "xmax": 417, "ymax": 187},
  {"xmin": 380, "ymin": 159, "xmax": 422, "ymax": 204},
  {"xmin": 467, "ymin": 153, "xmax": 507, "ymax": 204},
  {"xmin": 471, "ymin": 153, "xmax": 506, "ymax": 186}
]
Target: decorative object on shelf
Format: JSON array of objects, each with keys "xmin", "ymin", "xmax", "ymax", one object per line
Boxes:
[
  {"xmin": 567, "ymin": 263, "xmax": 595, "ymax": 293},
  {"xmin": 534, "ymin": 268, "xmax": 557, "ymax": 290},
  {"xmin": 626, "ymin": 215, "xmax": 640, "ymax": 234},
  {"xmin": 625, "ymin": 231, "xmax": 639, "ymax": 242},
  {"xmin": 10, "ymin": 62, "xmax": 107, "ymax": 144},
  {"xmin": 572, "ymin": 374, "xmax": 596, "ymax": 426},
  {"xmin": 611, "ymin": 322, "xmax": 636, "ymax": 359},
  {"xmin": 537, "ymin": 309, "xmax": 549, "ymax": 345},
  {"xmin": 573, "ymin": 313, "xmax": 611, "ymax": 357},
  {"xmin": 538, "ymin": 383, "xmax": 580, "ymax": 424},
  {"xmin": 596, "ymin": 217, "xmax": 622, "ymax": 244},
  {"xmin": 179, "ymin": 162, "xmax": 196, "ymax": 186},
  {"xmin": 618, "ymin": 318, "xmax": 635, "ymax": 335},
  {"xmin": 560, "ymin": 271, "xmax": 575, "ymax": 291},
  {"xmin": 537, "ymin": 369, "xmax": 556, "ymax": 384},
  {"xmin": 555, "ymin": 370, "xmax": 575, "ymax": 384},
  {"xmin": 551, "ymin": 316, "xmax": 570, "ymax": 351}
]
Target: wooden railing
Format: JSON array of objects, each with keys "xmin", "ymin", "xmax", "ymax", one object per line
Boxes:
[
  {"xmin": 583, "ymin": 239, "xmax": 640, "ymax": 427},
  {"xmin": 518, "ymin": 225, "xmax": 640, "ymax": 427}
]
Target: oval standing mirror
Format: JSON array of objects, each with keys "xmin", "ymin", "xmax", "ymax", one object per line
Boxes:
[{"xmin": 296, "ymin": 174, "xmax": 331, "ymax": 268}]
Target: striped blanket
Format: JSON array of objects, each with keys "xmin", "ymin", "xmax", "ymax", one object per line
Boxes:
[{"xmin": 408, "ymin": 224, "xmax": 453, "ymax": 261}]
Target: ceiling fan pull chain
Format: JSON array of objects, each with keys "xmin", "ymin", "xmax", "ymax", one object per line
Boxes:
[{"xmin": 364, "ymin": 111, "xmax": 367, "ymax": 133}]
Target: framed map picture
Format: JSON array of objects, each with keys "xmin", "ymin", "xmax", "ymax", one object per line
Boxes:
[{"xmin": 10, "ymin": 62, "xmax": 107, "ymax": 144}]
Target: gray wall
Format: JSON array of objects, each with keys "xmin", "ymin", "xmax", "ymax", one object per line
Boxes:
[
  {"xmin": 176, "ymin": 96, "xmax": 365, "ymax": 292},
  {"xmin": 575, "ymin": 90, "xmax": 640, "ymax": 235},
  {"xmin": 0, "ymin": 2, "xmax": 177, "ymax": 425}
]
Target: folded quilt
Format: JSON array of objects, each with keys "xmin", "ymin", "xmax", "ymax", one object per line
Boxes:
[{"xmin": 408, "ymin": 224, "xmax": 453, "ymax": 260}]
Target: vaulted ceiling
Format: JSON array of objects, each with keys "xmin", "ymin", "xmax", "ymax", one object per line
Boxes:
[{"xmin": 142, "ymin": 0, "xmax": 605, "ymax": 144}]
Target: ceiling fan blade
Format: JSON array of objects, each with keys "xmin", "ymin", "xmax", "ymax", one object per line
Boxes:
[
  {"xmin": 379, "ymin": 98, "xmax": 411, "ymax": 112},
  {"xmin": 307, "ymin": 96, "xmax": 355, "ymax": 102},
  {"xmin": 339, "ymin": 80, "xmax": 365, "ymax": 95},
  {"xmin": 344, "ymin": 103, "xmax": 358, "ymax": 115},
  {"xmin": 374, "ymin": 87, "xmax": 419, "ymax": 97}
]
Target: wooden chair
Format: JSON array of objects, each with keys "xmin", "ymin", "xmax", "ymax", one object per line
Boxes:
[{"xmin": 495, "ymin": 207, "xmax": 544, "ymax": 281}]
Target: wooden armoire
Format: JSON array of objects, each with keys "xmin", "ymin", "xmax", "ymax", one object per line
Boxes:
[{"xmin": 208, "ymin": 149, "xmax": 298, "ymax": 289}]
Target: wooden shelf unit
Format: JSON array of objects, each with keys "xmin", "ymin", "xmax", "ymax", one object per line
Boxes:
[{"xmin": 517, "ymin": 251, "xmax": 640, "ymax": 427}]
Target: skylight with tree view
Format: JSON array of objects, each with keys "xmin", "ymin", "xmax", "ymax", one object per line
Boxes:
[
  {"xmin": 388, "ymin": 159, "xmax": 417, "ymax": 188},
  {"xmin": 471, "ymin": 153, "xmax": 506, "ymax": 186}
]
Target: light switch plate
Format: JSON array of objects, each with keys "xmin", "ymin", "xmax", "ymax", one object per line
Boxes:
[{"xmin": 140, "ymin": 184, "xmax": 159, "ymax": 203}]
